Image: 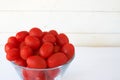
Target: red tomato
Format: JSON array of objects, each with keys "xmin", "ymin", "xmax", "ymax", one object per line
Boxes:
[
  {"xmin": 53, "ymin": 45, "xmax": 61, "ymax": 53},
  {"xmin": 57, "ymin": 33, "xmax": 69, "ymax": 46},
  {"xmin": 39, "ymin": 42, "xmax": 54, "ymax": 58},
  {"xmin": 25, "ymin": 36, "xmax": 41, "ymax": 50},
  {"xmin": 14, "ymin": 58, "xmax": 27, "ymax": 67},
  {"xmin": 27, "ymin": 56, "xmax": 47, "ymax": 69},
  {"xmin": 47, "ymin": 69, "xmax": 60, "ymax": 78},
  {"xmin": 16, "ymin": 31, "xmax": 29, "ymax": 42},
  {"xmin": 6, "ymin": 54, "xmax": 14, "ymax": 61},
  {"xmin": 47, "ymin": 78, "xmax": 54, "ymax": 80},
  {"xmin": 49, "ymin": 30, "xmax": 58, "ymax": 36},
  {"xmin": 23, "ymin": 70, "xmax": 46, "ymax": 80},
  {"xmin": 7, "ymin": 36, "xmax": 19, "ymax": 47},
  {"xmin": 22, "ymin": 69, "xmax": 29, "ymax": 80},
  {"xmin": 5, "ymin": 43, "xmax": 17, "ymax": 53},
  {"xmin": 20, "ymin": 46, "xmax": 33, "ymax": 60},
  {"xmin": 29, "ymin": 27, "xmax": 43, "ymax": 39},
  {"xmin": 62, "ymin": 43, "xmax": 75, "ymax": 59},
  {"xmin": 42, "ymin": 33, "xmax": 56, "ymax": 43},
  {"xmin": 47, "ymin": 52, "xmax": 68, "ymax": 68},
  {"xmin": 6, "ymin": 48, "xmax": 20, "ymax": 60},
  {"xmin": 19, "ymin": 41, "xmax": 26, "ymax": 49},
  {"xmin": 34, "ymin": 50, "xmax": 40, "ymax": 56}
]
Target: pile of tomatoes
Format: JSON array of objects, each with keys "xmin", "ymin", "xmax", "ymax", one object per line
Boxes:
[{"xmin": 4, "ymin": 27, "xmax": 75, "ymax": 80}]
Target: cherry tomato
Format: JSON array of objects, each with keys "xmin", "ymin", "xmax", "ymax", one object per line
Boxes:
[
  {"xmin": 47, "ymin": 52, "xmax": 68, "ymax": 68},
  {"xmin": 49, "ymin": 30, "xmax": 58, "ymax": 36},
  {"xmin": 20, "ymin": 46, "xmax": 33, "ymax": 60},
  {"xmin": 46, "ymin": 78, "xmax": 55, "ymax": 80},
  {"xmin": 62, "ymin": 43, "xmax": 75, "ymax": 59},
  {"xmin": 6, "ymin": 54, "xmax": 14, "ymax": 61},
  {"xmin": 29, "ymin": 27, "xmax": 43, "ymax": 39},
  {"xmin": 16, "ymin": 31, "xmax": 29, "ymax": 42},
  {"xmin": 42, "ymin": 33, "xmax": 56, "ymax": 43},
  {"xmin": 22, "ymin": 69, "xmax": 28, "ymax": 80},
  {"xmin": 19, "ymin": 41, "xmax": 26, "ymax": 49},
  {"xmin": 14, "ymin": 58, "xmax": 27, "ymax": 67},
  {"xmin": 53, "ymin": 45, "xmax": 61, "ymax": 53},
  {"xmin": 5, "ymin": 43, "xmax": 17, "ymax": 53},
  {"xmin": 27, "ymin": 56, "xmax": 47, "ymax": 69},
  {"xmin": 57, "ymin": 33, "xmax": 69, "ymax": 46},
  {"xmin": 23, "ymin": 70, "xmax": 46, "ymax": 80},
  {"xmin": 25, "ymin": 36, "xmax": 41, "ymax": 50},
  {"xmin": 6, "ymin": 48, "xmax": 20, "ymax": 60},
  {"xmin": 7, "ymin": 36, "xmax": 19, "ymax": 47},
  {"xmin": 39, "ymin": 42, "xmax": 54, "ymax": 58},
  {"xmin": 47, "ymin": 69, "xmax": 60, "ymax": 78}
]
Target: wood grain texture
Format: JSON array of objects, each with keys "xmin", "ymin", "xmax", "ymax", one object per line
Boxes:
[
  {"xmin": 1, "ymin": 32, "xmax": 120, "ymax": 47},
  {"xmin": 0, "ymin": 12, "xmax": 120, "ymax": 33}
]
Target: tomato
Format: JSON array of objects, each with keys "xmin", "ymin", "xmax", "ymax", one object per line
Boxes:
[
  {"xmin": 4, "ymin": 27, "xmax": 75, "ymax": 75},
  {"xmin": 25, "ymin": 36, "xmax": 41, "ymax": 50},
  {"xmin": 42, "ymin": 33, "xmax": 56, "ymax": 43},
  {"xmin": 20, "ymin": 46, "xmax": 33, "ymax": 60},
  {"xmin": 47, "ymin": 69, "xmax": 60, "ymax": 78},
  {"xmin": 53, "ymin": 45, "xmax": 60, "ymax": 53},
  {"xmin": 5, "ymin": 43, "xmax": 17, "ymax": 53},
  {"xmin": 20, "ymin": 41, "xmax": 26, "ymax": 49},
  {"xmin": 27, "ymin": 56, "xmax": 47, "ymax": 69},
  {"xmin": 7, "ymin": 36, "xmax": 19, "ymax": 47},
  {"xmin": 62, "ymin": 43, "xmax": 75, "ymax": 59},
  {"xmin": 47, "ymin": 52, "xmax": 68, "ymax": 68},
  {"xmin": 29, "ymin": 27, "xmax": 43, "ymax": 39},
  {"xmin": 39, "ymin": 42, "xmax": 54, "ymax": 58},
  {"xmin": 49, "ymin": 30, "xmax": 58, "ymax": 36},
  {"xmin": 34, "ymin": 50, "xmax": 40, "ymax": 56},
  {"xmin": 16, "ymin": 31, "xmax": 29, "ymax": 42},
  {"xmin": 14, "ymin": 58, "xmax": 27, "ymax": 67},
  {"xmin": 47, "ymin": 78, "xmax": 54, "ymax": 80},
  {"xmin": 6, "ymin": 48, "xmax": 20, "ymax": 60},
  {"xmin": 6, "ymin": 54, "xmax": 14, "ymax": 61},
  {"xmin": 23, "ymin": 69, "xmax": 46, "ymax": 80},
  {"xmin": 57, "ymin": 33, "xmax": 69, "ymax": 46}
]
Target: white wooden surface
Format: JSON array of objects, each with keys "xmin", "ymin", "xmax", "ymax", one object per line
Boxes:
[
  {"xmin": 0, "ymin": 0, "xmax": 120, "ymax": 46},
  {"xmin": 0, "ymin": 0, "xmax": 120, "ymax": 11},
  {"xmin": 1, "ymin": 46, "xmax": 120, "ymax": 80}
]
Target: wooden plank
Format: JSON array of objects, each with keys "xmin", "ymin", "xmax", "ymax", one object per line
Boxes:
[
  {"xmin": 0, "ymin": 12, "xmax": 120, "ymax": 33},
  {"xmin": 0, "ymin": 0, "xmax": 119, "ymax": 11},
  {"xmin": 1, "ymin": 33, "xmax": 120, "ymax": 47}
]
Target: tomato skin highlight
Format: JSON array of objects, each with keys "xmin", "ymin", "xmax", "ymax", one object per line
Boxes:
[
  {"xmin": 47, "ymin": 52, "xmax": 68, "ymax": 68},
  {"xmin": 39, "ymin": 42, "xmax": 54, "ymax": 58}
]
